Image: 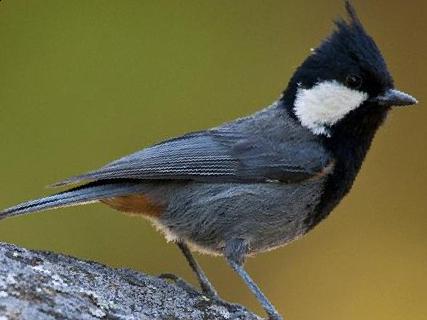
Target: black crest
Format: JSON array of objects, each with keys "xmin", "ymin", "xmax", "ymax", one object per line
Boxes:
[
  {"xmin": 326, "ymin": 1, "xmax": 392, "ymax": 87},
  {"xmin": 283, "ymin": 1, "xmax": 393, "ymax": 104}
]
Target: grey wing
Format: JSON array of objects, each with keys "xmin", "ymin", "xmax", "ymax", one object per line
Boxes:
[{"xmin": 53, "ymin": 129, "xmax": 332, "ymax": 186}]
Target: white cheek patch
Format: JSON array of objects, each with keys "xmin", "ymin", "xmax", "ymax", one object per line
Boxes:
[{"xmin": 294, "ymin": 80, "xmax": 368, "ymax": 136}]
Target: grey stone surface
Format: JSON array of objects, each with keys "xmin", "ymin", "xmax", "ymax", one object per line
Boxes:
[{"xmin": 0, "ymin": 242, "xmax": 260, "ymax": 320}]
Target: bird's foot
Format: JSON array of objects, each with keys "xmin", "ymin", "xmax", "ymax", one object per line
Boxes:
[
  {"xmin": 158, "ymin": 273, "xmax": 200, "ymax": 295},
  {"xmin": 159, "ymin": 273, "xmax": 220, "ymax": 300},
  {"xmin": 267, "ymin": 313, "xmax": 283, "ymax": 320},
  {"xmin": 198, "ymin": 279, "xmax": 220, "ymax": 300}
]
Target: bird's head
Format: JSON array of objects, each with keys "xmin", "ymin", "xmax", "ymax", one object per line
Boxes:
[{"xmin": 283, "ymin": 1, "xmax": 417, "ymax": 137}]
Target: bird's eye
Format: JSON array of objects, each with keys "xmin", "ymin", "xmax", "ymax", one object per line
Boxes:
[{"xmin": 345, "ymin": 74, "xmax": 362, "ymax": 89}]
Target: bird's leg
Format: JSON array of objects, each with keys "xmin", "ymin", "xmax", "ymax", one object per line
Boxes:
[
  {"xmin": 225, "ymin": 239, "xmax": 283, "ymax": 320},
  {"xmin": 176, "ymin": 241, "xmax": 219, "ymax": 299}
]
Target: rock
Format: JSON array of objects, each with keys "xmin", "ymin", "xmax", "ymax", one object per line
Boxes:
[{"xmin": 0, "ymin": 242, "xmax": 260, "ymax": 320}]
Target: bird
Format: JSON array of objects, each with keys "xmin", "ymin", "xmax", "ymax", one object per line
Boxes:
[{"xmin": 0, "ymin": 2, "xmax": 417, "ymax": 320}]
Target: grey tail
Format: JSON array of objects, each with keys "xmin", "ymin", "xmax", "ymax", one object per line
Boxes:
[{"xmin": 0, "ymin": 181, "xmax": 147, "ymax": 220}]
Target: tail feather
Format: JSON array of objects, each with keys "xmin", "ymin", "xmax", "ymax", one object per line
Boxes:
[{"xmin": 0, "ymin": 181, "xmax": 147, "ymax": 220}]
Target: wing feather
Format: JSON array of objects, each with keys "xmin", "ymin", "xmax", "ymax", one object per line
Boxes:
[{"xmin": 53, "ymin": 129, "xmax": 331, "ymax": 186}]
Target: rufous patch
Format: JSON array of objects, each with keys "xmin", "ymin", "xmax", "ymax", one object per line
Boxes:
[{"xmin": 101, "ymin": 194, "xmax": 164, "ymax": 217}]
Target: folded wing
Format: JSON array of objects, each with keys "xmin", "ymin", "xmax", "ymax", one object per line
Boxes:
[{"xmin": 53, "ymin": 129, "xmax": 331, "ymax": 186}]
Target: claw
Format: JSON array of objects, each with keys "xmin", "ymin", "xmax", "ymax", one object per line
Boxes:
[{"xmin": 158, "ymin": 273, "xmax": 199, "ymax": 294}]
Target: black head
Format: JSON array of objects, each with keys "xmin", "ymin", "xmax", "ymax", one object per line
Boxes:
[{"xmin": 282, "ymin": 1, "xmax": 417, "ymax": 137}]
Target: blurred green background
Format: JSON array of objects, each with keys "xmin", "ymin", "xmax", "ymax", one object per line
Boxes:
[{"xmin": 0, "ymin": 1, "xmax": 426, "ymax": 319}]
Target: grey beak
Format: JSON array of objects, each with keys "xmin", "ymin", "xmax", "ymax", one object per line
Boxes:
[{"xmin": 374, "ymin": 89, "xmax": 418, "ymax": 107}]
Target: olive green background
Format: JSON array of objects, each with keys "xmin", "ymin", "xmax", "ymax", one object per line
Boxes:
[{"xmin": 0, "ymin": 1, "xmax": 426, "ymax": 319}]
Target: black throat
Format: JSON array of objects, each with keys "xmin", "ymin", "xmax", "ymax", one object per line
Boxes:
[{"xmin": 304, "ymin": 104, "xmax": 390, "ymax": 230}]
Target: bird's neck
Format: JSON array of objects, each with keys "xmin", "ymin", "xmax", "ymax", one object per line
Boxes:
[
  {"xmin": 305, "ymin": 105, "xmax": 390, "ymax": 230},
  {"xmin": 326, "ymin": 105, "xmax": 389, "ymax": 168}
]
